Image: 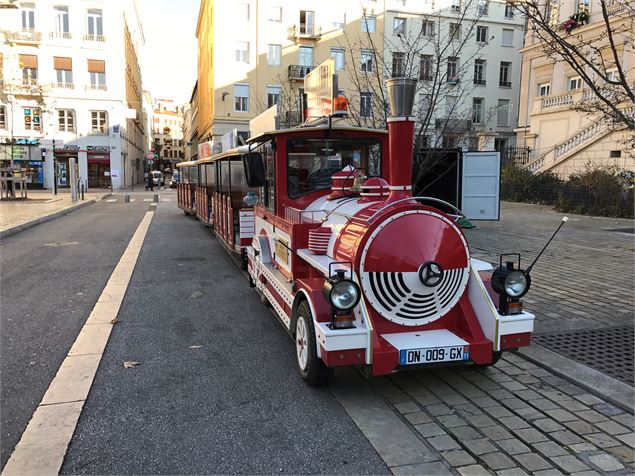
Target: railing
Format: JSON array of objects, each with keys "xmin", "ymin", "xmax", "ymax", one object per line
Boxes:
[
  {"xmin": 608, "ymin": 2, "xmax": 626, "ymax": 15},
  {"xmin": 280, "ymin": 110, "xmax": 303, "ymax": 127},
  {"xmin": 502, "ymin": 147, "xmax": 533, "ymax": 166},
  {"xmin": 434, "ymin": 118, "xmax": 472, "ymax": 131},
  {"xmin": 83, "ymin": 34, "xmax": 106, "ymax": 42},
  {"xmin": 499, "ymin": 81, "xmax": 512, "ymax": 87},
  {"xmin": 288, "ymin": 25, "xmax": 322, "ymax": 39},
  {"xmin": 85, "ymin": 84, "xmax": 108, "ymax": 91},
  {"xmin": 22, "ymin": 79, "xmax": 38, "ymax": 86},
  {"xmin": 541, "ymin": 93, "xmax": 573, "ymax": 109},
  {"xmin": 4, "ymin": 29, "xmax": 41, "ymax": 42},
  {"xmin": 473, "ymin": 78, "xmax": 486, "ymax": 86},
  {"xmin": 53, "ymin": 82, "xmax": 75, "ymax": 89},
  {"xmin": 554, "ymin": 121, "xmax": 605, "ymax": 160},
  {"xmin": 288, "ymin": 64, "xmax": 313, "ymax": 80},
  {"xmin": 49, "ymin": 31, "xmax": 72, "ymax": 39}
]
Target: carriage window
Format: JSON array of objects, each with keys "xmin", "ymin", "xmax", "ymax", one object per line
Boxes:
[
  {"xmin": 220, "ymin": 159, "xmax": 230, "ymax": 194},
  {"xmin": 263, "ymin": 143, "xmax": 275, "ymax": 211},
  {"xmin": 190, "ymin": 167, "xmax": 199, "ymax": 185},
  {"xmin": 287, "ymin": 138, "xmax": 381, "ymax": 198},
  {"xmin": 208, "ymin": 163, "xmax": 217, "ymax": 191}
]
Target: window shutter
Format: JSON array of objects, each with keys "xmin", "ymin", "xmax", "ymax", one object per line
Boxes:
[
  {"xmin": 19, "ymin": 54, "xmax": 37, "ymax": 68},
  {"xmin": 54, "ymin": 56, "xmax": 72, "ymax": 70},
  {"xmin": 87, "ymin": 59, "xmax": 105, "ymax": 73}
]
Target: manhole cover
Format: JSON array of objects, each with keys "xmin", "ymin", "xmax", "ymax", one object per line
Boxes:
[{"xmin": 533, "ymin": 326, "xmax": 634, "ymax": 386}]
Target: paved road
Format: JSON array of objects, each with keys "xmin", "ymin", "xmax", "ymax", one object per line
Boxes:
[{"xmin": 60, "ymin": 195, "xmax": 388, "ymax": 475}]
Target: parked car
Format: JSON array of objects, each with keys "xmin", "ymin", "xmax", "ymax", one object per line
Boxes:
[
  {"xmin": 152, "ymin": 171, "xmax": 164, "ymax": 186},
  {"xmin": 170, "ymin": 171, "xmax": 181, "ymax": 188}
]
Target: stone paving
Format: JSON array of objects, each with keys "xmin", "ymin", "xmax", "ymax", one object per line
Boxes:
[{"xmin": 362, "ymin": 353, "xmax": 634, "ymax": 475}]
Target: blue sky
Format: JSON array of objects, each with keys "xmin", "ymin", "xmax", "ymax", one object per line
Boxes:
[{"xmin": 138, "ymin": 0, "xmax": 200, "ymax": 105}]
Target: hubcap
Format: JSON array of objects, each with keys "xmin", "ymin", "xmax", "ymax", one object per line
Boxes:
[{"xmin": 296, "ymin": 316, "xmax": 308, "ymax": 370}]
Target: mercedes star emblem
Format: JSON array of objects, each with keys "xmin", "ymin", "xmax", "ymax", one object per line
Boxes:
[{"xmin": 419, "ymin": 261, "xmax": 444, "ymax": 287}]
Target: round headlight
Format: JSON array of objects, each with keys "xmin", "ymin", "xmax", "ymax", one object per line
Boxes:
[
  {"xmin": 504, "ymin": 270, "xmax": 528, "ymax": 298},
  {"xmin": 330, "ymin": 280, "xmax": 360, "ymax": 310}
]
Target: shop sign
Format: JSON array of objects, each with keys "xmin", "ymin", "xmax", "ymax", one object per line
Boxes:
[
  {"xmin": 55, "ymin": 145, "xmax": 79, "ymax": 152},
  {"xmin": 87, "ymin": 146, "xmax": 110, "ymax": 153},
  {"xmin": 12, "ymin": 145, "xmax": 30, "ymax": 161}
]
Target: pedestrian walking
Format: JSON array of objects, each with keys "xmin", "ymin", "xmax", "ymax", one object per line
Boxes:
[{"xmin": 147, "ymin": 173, "xmax": 154, "ymax": 191}]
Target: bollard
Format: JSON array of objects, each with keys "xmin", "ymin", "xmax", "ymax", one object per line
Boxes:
[
  {"xmin": 153, "ymin": 194, "xmax": 158, "ymax": 202},
  {"xmin": 80, "ymin": 182, "xmax": 85, "ymax": 200},
  {"xmin": 124, "ymin": 194, "xmax": 130, "ymax": 203}
]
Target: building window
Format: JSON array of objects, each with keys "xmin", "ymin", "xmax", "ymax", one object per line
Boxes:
[
  {"xmin": 575, "ymin": 0, "xmax": 589, "ymax": 14},
  {"xmin": 446, "ymin": 96, "xmax": 457, "ymax": 116},
  {"xmin": 449, "ymin": 23, "xmax": 461, "ymax": 41},
  {"xmin": 472, "ymin": 98, "xmax": 484, "ymax": 124},
  {"xmin": 20, "ymin": 54, "xmax": 38, "ymax": 85},
  {"xmin": 568, "ymin": 76, "xmax": 582, "ymax": 91},
  {"xmin": 331, "ymin": 48, "xmax": 345, "ymax": 71},
  {"xmin": 54, "ymin": 56, "xmax": 73, "ymax": 87},
  {"xmin": 477, "ymin": 0, "xmax": 489, "ymax": 15},
  {"xmin": 268, "ymin": 6, "xmax": 282, "ymax": 22},
  {"xmin": 234, "ymin": 84, "xmax": 249, "ymax": 112},
  {"xmin": 299, "ymin": 46, "xmax": 313, "ymax": 66},
  {"xmin": 606, "ymin": 68, "xmax": 618, "ymax": 82},
  {"xmin": 361, "ymin": 15, "xmax": 376, "ymax": 32},
  {"xmin": 447, "ymin": 56, "xmax": 459, "ymax": 82},
  {"xmin": 87, "ymin": 9, "xmax": 103, "ymax": 39},
  {"xmin": 53, "ymin": 6, "xmax": 69, "ymax": 37},
  {"xmin": 58, "ymin": 109, "xmax": 75, "ymax": 132},
  {"xmin": 0, "ymin": 106, "xmax": 5, "ymax": 129},
  {"xmin": 538, "ymin": 82, "xmax": 551, "ymax": 96},
  {"xmin": 238, "ymin": 3, "xmax": 250, "ymax": 21},
  {"xmin": 420, "ymin": 54, "xmax": 433, "ymax": 81},
  {"xmin": 451, "ymin": 0, "xmax": 461, "ymax": 13},
  {"xmin": 499, "ymin": 61, "xmax": 511, "ymax": 87},
  {"xmin": 299, "ymin": 10, "xmax": 315, "ymax": 35},
  {"xmin": 392, "ymin": 52, "xmax": 405, "ymax": 77},
  {"xmin": 361, "ymin": 49, "xmax": 374, "ymax": 73},
  {"xmin": 497, "ymin": 99, "xmax": 510, "ymax": 126},
  {"xmin": 476, "ymin": 26, "xmax": 488, "ymax": 43},
  {"xmin": 88, "ymin": 59, "xmax": 106, "ymax": 89},
  {"xmin": 91, "ymin": 111, "xmax": 108, "ymax": 132},
  {"xmin": 360, "ymin": 92, "xmax": 372, "ymax": 117},
  {"xmin": 23, "ymin": 107, "xmax": 41, "ymax": 130},
  {"xmin": 502, "ymin": 28, "xmax": 514, "ymax": 47},
  {"xmin": 422, "ymin": 20, "xmax": 435, "ymax": 37},
  {"xmin": 267, "ymin": 85, "xmax": 281, "ymax": 108},
  {"xmin": 393, "ymin": 17, "xmax": 406, "ymax": 35},
  {"xmin": 267, "ymin": 44, "xmax": 281, "ymax": 66},
  {"xmin": 505, "ymin": 2, "xmax": 514, "ymax": 18},
  {"xmin": 21, "ymin": 3, "xmax": 35, "ymax": 29},
  {"xmin": 235, "ymin": 41, "xmax": 249, "ymax": 63},
  {"xmin": 331, "ymin": 12, "xmax": 345, "ymax": 29},
  {"xmin": 474, "ymin": 59, "xmax": 486, "ymax": 85},
  {"xmin": 545, "ymin": 1, "xmax": 559, "ymax": 26}
]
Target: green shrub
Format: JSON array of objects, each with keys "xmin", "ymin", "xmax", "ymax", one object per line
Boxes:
[{"xmin": 500, "ymin": 163, "xmax": 562, "ymax": 205}]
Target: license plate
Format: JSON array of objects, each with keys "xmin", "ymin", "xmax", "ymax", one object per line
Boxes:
[{"xmin": 400, "ymin": 345, "xmax": 470, "ymax": 365}]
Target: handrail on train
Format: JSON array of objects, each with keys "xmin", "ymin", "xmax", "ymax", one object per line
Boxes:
[{"xmin": 358, "ymin": 196, "xmax": 466, "ymax": 223}]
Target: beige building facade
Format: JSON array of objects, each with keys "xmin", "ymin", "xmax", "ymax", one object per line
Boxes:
[
  {"xmin": 152, "ymin": 98, "xmax": 184, "ymax": 171},
  {"xmin": 515, "ymin": 1, "xmax": 634, "ymax": 178}
]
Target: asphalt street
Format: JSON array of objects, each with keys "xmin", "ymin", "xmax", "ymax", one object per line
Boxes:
[
  {"xmin": 60, "ymin": 195, "xmax": 388, "ymax": 475},
  {"xmin": 0, "ymin": 197, "xmax": 149, "ymax": 470}
]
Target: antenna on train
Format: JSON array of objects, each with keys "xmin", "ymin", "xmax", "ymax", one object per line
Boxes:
[{"xmin": 526, "ymin": 217, "xmax": 568, "ymax": 274}]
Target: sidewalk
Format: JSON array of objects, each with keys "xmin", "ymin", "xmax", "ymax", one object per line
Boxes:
[{"xmin": 0, "ymin": 189, "xmax": 111, "ymax": 238}]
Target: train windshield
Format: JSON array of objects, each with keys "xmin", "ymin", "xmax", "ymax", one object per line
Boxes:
[{"xmin": 287, "ymin": 138, "xmax": 381, "ymax": 198}]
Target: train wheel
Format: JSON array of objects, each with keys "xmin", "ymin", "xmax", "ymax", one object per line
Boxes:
[{"xmin": 294, "ymin": 301, "xmax": 333, "ymax": 387}]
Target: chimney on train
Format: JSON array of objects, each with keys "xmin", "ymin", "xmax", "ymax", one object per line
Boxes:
[{"xmin": 385, "ymin": 77, "xmax": 417, "ymax": 202}]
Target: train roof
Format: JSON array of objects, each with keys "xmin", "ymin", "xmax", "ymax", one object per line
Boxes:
[
  {"xmin": 194, "ymin": 145, "xmax": 251, "ymax": 165},
  {"xmin": 175, "ymin": 160, "xmax": 197, "ymax": 168},
  {"xmin": 247, "ymin": 124, "xmax": 387, "ymax": 145}
]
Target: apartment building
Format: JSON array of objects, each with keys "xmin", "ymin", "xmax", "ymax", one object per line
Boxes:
[
  {"xmin": 383, "ymin": 0, "xmax": 525, "ymax": 150},
  {"xmin": 195, "ymin": 0, "xmax": 386, "ymax": 146},
  {"xmin": 195, "ymin": 0, "xmax": 523, "ymax": 153},
  {"xmin": 182, "ymin": 81, "xmax": 199, "ymax": 161},
  {"xmin": 152, "ymin": 98, "xmax": 185, "ymax": 171},
  {"xmin": 0, "ymin": 0, "xmax": 146, "ymax": 190},
  {"xmin": 516, "ymin": 1, "xmax": 634, "ymax": 177}
]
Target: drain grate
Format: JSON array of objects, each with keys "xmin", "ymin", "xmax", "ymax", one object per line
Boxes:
[{"xmin": 533, "ymin": 326, "xmax": 634, "ymax": 386}]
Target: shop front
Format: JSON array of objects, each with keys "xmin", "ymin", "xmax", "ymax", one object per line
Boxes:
[
  {"xmin": 54, "ymin": 145, "xmax": 79, "ymax": 188},
  {"xmin": 0, "ymin": 140, "xmax": 44, "ymax": 189},
  {"xmin": 87, "ymin": 146, "xmax": 111, "ymax": 189}
]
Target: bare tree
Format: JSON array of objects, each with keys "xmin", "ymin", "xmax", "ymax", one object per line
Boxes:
[{"xmin": 513, "ymin": 0, "xmax": 634, "ymax": 136}]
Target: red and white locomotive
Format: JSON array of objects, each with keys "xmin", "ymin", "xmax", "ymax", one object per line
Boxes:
[{"xmin": 178, "ymin": 76, "xmax": 537, "ymax": 386}]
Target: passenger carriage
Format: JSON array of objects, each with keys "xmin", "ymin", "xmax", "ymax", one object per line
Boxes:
[{"xmin": 177, "ymin": 71, "xmax": 555, "ymax": 386}]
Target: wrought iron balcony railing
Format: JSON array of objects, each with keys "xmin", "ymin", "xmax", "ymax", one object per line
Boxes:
[{"xmin": 288, "ymin": 65, "xmax": 313, "ymax": 80}]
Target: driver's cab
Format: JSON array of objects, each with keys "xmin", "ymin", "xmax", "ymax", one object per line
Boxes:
[{"xmin": 247, "ymin": 126, "xmax": 388, "ymax": 220}]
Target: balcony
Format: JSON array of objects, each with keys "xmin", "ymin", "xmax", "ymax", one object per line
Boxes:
[
  {"xmin": 435, "ymin": 118, "xmax": 472, "ymax": 131},
  {"xmin": 281, "ymin": 110, "xmax": 303, "ymax": 128},
  {"xmin": 499, "ymin": 81, "xmax": 512, "ymax": 88},
  {"xmin": 84, "ymin": 33, "xmax": 106, "ymax": 42},
  {"xmin": 50, "ymin": 82, "xmax": 75, "ymax": 90},
  {"xmin": 447, "ymin": 77, "xmax": 460, "ymax": 86},
  {"xmin": 1, "ymin": 80, "xmax": 42, "ymax": 95},
  {"xmin": 474, "ymin": 78, "xmax": 486, "ymax": 86},
  {"xmin": 85, "ymin": 84, "xmax": 108, "ymax": 92},
  {"xmin": 288, "ymin": 64, "xmax": 313, "ymax": 80},
  {"xmin": 4, "ymin": 29, "xmax": 41, "ymax": 44},
  {"xmin": 288, "ymin": 25, "xmax": 321, "ymax": 40},
  {"xmin": 49, "ymin": 31, "xmax": 72, "ymax": 40}
]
